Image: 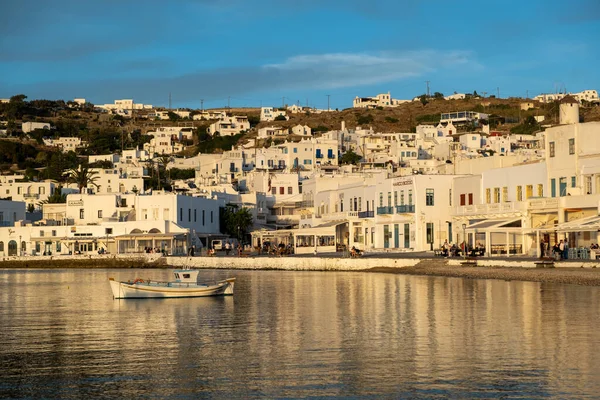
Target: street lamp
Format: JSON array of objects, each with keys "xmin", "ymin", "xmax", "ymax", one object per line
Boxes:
[{"xmin": 462, "ymin": 223, "xmax": 467, "ymax": 259}]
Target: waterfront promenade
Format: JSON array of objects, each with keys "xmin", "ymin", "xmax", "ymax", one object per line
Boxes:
[{"xmin": 2, "ymin": 251, "xmax": 600, "ymax": 286}]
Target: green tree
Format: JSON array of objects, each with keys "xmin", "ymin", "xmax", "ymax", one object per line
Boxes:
[
  {"xmin": 419, "ymin": 95, "xmax": 429, "ymax": 106},
  {"xmin": 220, "ymin": 205, "xmax": 254, "ymax": 242},
  {"xmin": 340, "ymin": 149, "xmax": 361, "ymax": 165},
  {"xmin": 38, "ymin": 186, "xmax": 67, "ymax": 207},
  {"xmin": 274, "ymin": 115, "xmax": 287, "ymax": 121},
  {"xmin": 433, "ymin": 92, "xmax": 444, "ymax": 99},
  {"xmin": 66, "ymin": 163, "xmax": 100, "ymax": 193}
]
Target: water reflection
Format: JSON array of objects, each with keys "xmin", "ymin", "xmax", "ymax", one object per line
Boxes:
[{"xmin": 0, "ymin": 268, "xmax": 599, "ymax": 398}]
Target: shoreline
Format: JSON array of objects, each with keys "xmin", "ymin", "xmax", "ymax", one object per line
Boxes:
[{"xmin": 1, "ymin": 254, "xmax": 600, "ymax": 286}]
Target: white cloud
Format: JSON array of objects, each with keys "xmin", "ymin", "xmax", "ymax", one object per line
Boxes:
[{"xmin": 263, "ymin": 50, "xmax": 472, "ymax": 89}]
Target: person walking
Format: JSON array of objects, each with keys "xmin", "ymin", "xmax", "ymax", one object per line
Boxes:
[
  {"xmin": 558, "ymin": 240, "xmax": 565, "ymax": 260},
  {"xmin": 539, "ymin": 238, "xmax": 545, "ymax": 258}
]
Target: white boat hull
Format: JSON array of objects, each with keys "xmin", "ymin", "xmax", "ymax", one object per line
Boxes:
[{"xmin": 109, "ymin": 278, "xmax": 235, "ymax": 299}]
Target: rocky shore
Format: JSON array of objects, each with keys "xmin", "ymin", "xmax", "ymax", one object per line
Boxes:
[{"xmin": 369, "ymin": 262, "xmax": 600, "ymax": 286}]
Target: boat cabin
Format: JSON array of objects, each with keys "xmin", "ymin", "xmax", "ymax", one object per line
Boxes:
[{"xmin": 173, "ymin": 269, "xmax": 199, "ymax": 283}]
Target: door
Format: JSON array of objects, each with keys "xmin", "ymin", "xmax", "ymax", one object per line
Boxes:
[
  {"xmin": 559, "ymin": 177, "xmax": 567, "ymax": 197},
  {"xmin": 394, "ymin": 224, "xmax": 399, "ymax": 248},
  {"xmin": 384, "ymin": 225, "xmax": 390, "ymax": 249},
  {"xmin": 404, "ymin": 224, "xmax": 410, "ymax": 248},
  {"xmin": 8, "ymin": 240, "xmax": 17, "ymax": 256}
]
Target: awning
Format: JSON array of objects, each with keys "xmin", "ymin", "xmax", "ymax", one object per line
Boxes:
[
  {"xmin": 465, "ymin": 218, "xmax": 522, "ymax": 230},
  {"xmin": 555, "ymin": 215, "xmax": 600, "ymax": 232}
]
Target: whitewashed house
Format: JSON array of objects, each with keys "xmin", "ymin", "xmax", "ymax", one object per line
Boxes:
[
  {"xmin": 260, "ymin": 107, "xmax": 288, "ymax": 122},
  {"xmin": 207, "ymin": 116, "xmax": 250, "ymax": 136}
]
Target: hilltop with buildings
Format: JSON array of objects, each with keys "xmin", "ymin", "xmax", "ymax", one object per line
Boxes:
[{"xmin": 0, "ymin": 88, "xmax": 599, "ymax": 260}]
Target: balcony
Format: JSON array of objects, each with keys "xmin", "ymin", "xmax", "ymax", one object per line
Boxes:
[
  {"xmin": 377, "ymin": 206, "xmax": 394, "ymax": 215},
  {"xmin": 23, "ymin": 193, "xmax": 40, "ymax": 199},
  {"xmin": 321, "ymin": 211, "xmax": 358, "ymax": 222},
  {"xmin": 528, "ymin": 198, "xmax": 559, "ymax": 210},
  {"xmin": 395, "ymin": 205, "xmax": 415, "ymax": 213},
  {"xmin": 358, "ymin": 211, "xmax": 374, "ymax": 218},
  {"xmin": 453, "ymin": 201, "xmax": 527, "ymax": 216}
]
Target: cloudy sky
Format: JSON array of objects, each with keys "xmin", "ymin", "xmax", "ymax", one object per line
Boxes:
[{"xmin": 1, "ymin": 0, "xmax": 598, "ymax": 109}]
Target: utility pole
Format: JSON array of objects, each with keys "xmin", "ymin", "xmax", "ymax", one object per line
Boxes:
[
  {"xmin": 327, "ymin": 94, "xmax": 330, "ymax": 111},
  {"xmin": 425, "ymin": 81, "xmax": 430, "ymax": 97},
  {"xmin": 282, "ymin": 97, "xmax": 285, "ymax": 108},
  {"xmin": 526, "ymin": 90, "xmax": 529, "ymax": 99},
  {"xmin": 169, "ymin": 92, "xmax": 172, "ymax": 110},
  {"xmin": 228, "ymin": 96, "xmax": 230, "ymax": 110},
  {"xmin": 497, "ymin": 87, "xmax": 500, "ymax": 98},
  {"xmin": 200, "ymin": 99, "xmax": 204, "ymax": 111}
]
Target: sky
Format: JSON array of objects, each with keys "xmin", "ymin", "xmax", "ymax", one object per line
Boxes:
[{"xmin": 1, "ymin": 0, "xmax": 599, "ymax": 110}]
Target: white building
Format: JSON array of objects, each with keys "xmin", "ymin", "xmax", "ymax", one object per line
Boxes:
[
  {"xmin": 192, "ymin": 110, "xmax": 227, "ymax": 120},
  {"xmin": 444, "ymin": 93, "xmax": 466, "ymax": 100},
  {"xmin": 353, "ymin": 92, "xmax": 410, "ymax": 108},
  {"xmin": 257, "ymin": 126, "xmax": 289, "ymax": 138},
  {"xmin": 260, "ymin": 107, "xmax": 288, "ymax": 122},
  {"xmin": 22, "ymin": 122, "xmax": 50, "ymax": 133},
  {"xmin": 534, "ymin": 89, "xmax": 598, "ymax": 104},
  {"xmin": 207, "ymin": 116, "xmax": 250, "ymax": 136},
  {"xmin": 440, "ymin": 111, "xmax": 488, "ymax": 125},
  {"xmin": 291, "ymin": 124, "xmax": 312, "ymax": 137},
  {"xmin": 0, "ymin": 175, "xmax": 58, "ymax": 210},
  {"xmin": 43, "ymin": 137, "xmax": 87, "ymax": 153}
]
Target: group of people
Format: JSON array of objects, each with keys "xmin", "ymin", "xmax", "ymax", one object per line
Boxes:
[
  {"xmin": 540, "ymin": 238, "xmax": 570, "ymax": 260},
  {"xmin": 440, "ymin": 240, "xmax": 485, "ymax": 257}
]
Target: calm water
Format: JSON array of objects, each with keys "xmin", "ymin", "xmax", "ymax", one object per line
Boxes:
[{"xmin": 1, "ymin": 268, "xmax": 599, "ymax": 399}]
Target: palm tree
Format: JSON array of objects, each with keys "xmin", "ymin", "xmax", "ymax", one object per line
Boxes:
[
  {"xmin": 158, "ymin": 154, "xmax": 173, "ymax": 188},
  {"xmin": 66, "ymin": 164, "xmax": 100, "ymax": 193}
]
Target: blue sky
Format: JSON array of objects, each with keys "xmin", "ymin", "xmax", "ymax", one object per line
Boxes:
[{"xmin": 1, "ymin": 0, "xmax": 599, "ymax": 110}]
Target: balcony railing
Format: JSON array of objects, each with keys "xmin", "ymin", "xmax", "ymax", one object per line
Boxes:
[
  {"xmin": 527, "ymin": 198, "xmax": 559, "ymax": 210},
  {"xmin": 453, "ymin": 201, "xmax": 526, "ymax": 216},
  {"xmin": 395, "ymin": 205, "xmax": 415, "ymax": 213},
  {"xmin": 23, "ymin": 193, "xmax": 40, "ymax": 199},
  {"xmin": 358, "ymin": 211, "xmax": 374, "ymax": 218},
  {"xmin": 377, "ymin": 206, "xmax": 394, "ymax": 215}
]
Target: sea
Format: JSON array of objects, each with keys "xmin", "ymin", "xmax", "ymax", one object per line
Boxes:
[{"xmin": 1, "ymin": 268, "xmax": 599, "ymax": 399}]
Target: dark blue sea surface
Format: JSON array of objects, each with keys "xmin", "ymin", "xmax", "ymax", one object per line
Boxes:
[{"xmin": 1, "ymin": 268, "xmax": 599, "ymax": 399}]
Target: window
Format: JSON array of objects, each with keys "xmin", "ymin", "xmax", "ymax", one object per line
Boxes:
[
  {"xmin": 551, "ymin": 178, "xmax": 556, "ymax": 197},
  {"xmin": 194, "ymin": 209, "xmax": 197, "ymax": 222},
  {"xmin": 502, "ymin": 187, "xmax": 508, "ymax": 202},
  {"xmin": 80, "ymin": 209, "xmax": 84, "ymax": 219},
  {"xmin": 494, "ymin": 188, "xmax": 500, "ymax": 203},
  {"xmin": 0, "ymin": 242, "xmax": 3, "ymax": 252},
  {"xmin": 52, "ymin": 230, "xmax": 56, "ymax": 237},
  {"xmin": 211, "ymin": 211, "xmax": 213, "ymax": 223},
  {"xmin": 202, "ymin": 210, "xmax": 205, "ymax": 225},
  {"xmin": 485, "ymin": 188, "xmax": 491, "ymax": 204},
  {"xmin": 526, "ymin": 185, "xmax": 533, "ymax": 199},
  {"xmin": 379, "ymin": 192, "xmax": 383, "ymax": 207},
  {"xmin": 98, "ymin": 210, "xmax": 103, "ymax": 218},
  {"xmin": 280, "ymin": 187, "xmax": 285, "ymax": 195},
  {"xmin": 179, "ymin": 207, "xmax": 183, "ymax": 221},
  {"xmin": 288, "ymin": 187, "xmax": 292, "ymax": 194},
  {"xmin": 394, "ymin": 191, "xmax": 398, "ymax": 206},
  {"xmin": 358, "ymin": 198, "xmax": 362, "ymax": 211},
  {"xmin": 460, "ymin": 194, "xmax": 466, "ymax": 206},
  {"xmin": 585, "ymin": 176, "xmax": 592, "ymax": 194},
  {"xmin": 387, "ymin": 192, "xmax": 392, "ymax": 207},
  {"xmin": 400, "ymin": 191, "xmax": 405, "ymax": 205},
  {"xmin": 569, "ymin": 138, "xmax": 575, "ymax": 155},
  {"xmin": 426, "ymin": 223, "xmax": 434, "ymax": 244},
  {"xmin": 0, "ymin": 212, "xmax": 3, "ymax": 222},
  {"xmin": 537, "ymin": 184, "xmax": 544, "ymax": 197},
  {"xmin": 549, "ymin": 141, "xmax": 555, "ymax": 157},
  {"xmin": 571, "ymin": 176, "xmax": 576, "ymax": 188},
  {"xmin": 516, "ymin": 186, "xmax": 523, "ymax": 201},
  {"xmin": 408, "ymin": 190, "xmax": 413, "ymax": 205},
  {"xmin": 468, "ymin": 193, "xmax": 473, "ymax": 205},
  {"xmin": 188, "ymin": 209, "xmax": 191, "ymax": 222},
  {"xmin": 40, "ymin": 230, "xmax": 44, "ymax": 237},
  {"xmin": 426, "ymin": 189, "xmax": 434, "ymax": 206},
  {"xmin": 271, "ymin": 187, "xmax": 276, "ymax": 195}
]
